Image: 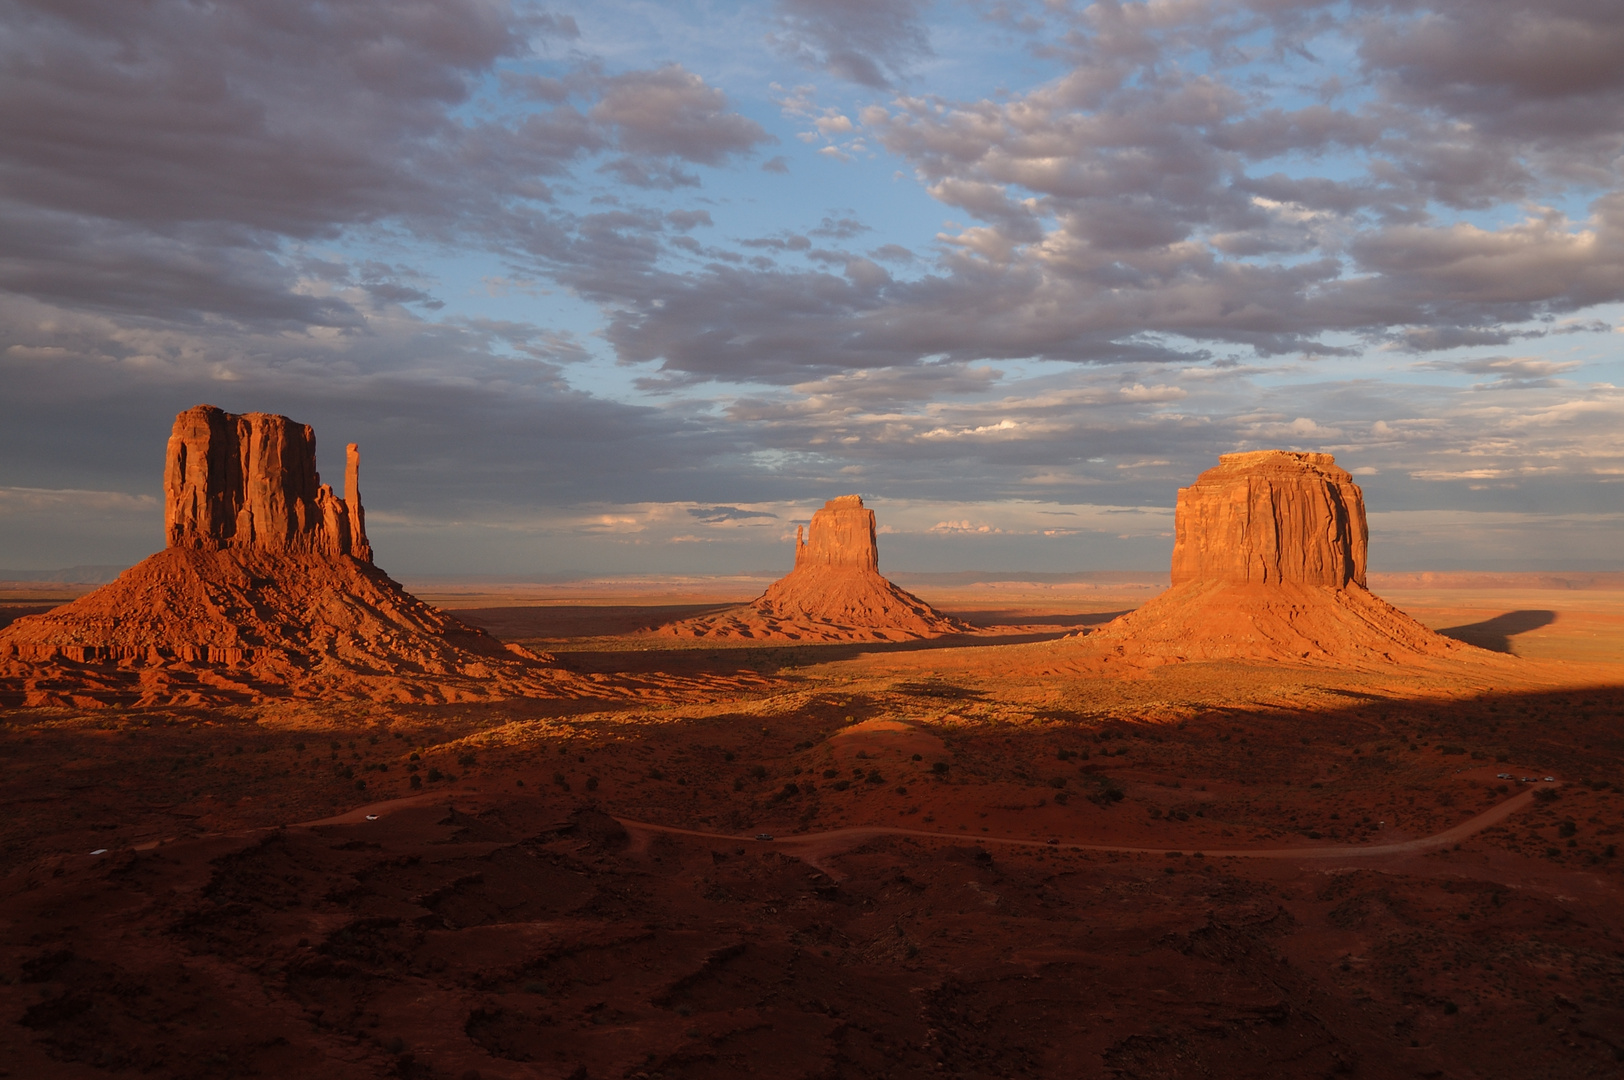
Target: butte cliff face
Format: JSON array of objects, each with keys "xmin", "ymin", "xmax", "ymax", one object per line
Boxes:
[
  {"xmin": 660, "ymin": 495, "xmax": 969, "ymax": 642},
  {"xmin": 165, "ymin": 404, "xmax": 371, "ymax": 560},
  {"xmin": 1071, "ymin": 451, "xmax": 1478, "ymax": 668},
  {"xmin": 1170, "ymin": 451, "xmax": 1366, "ymax": 589},
  {"xmin": 0, "ymin": 405, "xmax": 573, "ymax": 706},
  {"xmin": 790, "ymin": 494, "xmax": 879, "ymax": 573}
]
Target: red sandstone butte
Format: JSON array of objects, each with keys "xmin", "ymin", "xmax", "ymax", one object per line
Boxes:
[
  {"xmin": 1073, "ymin": 451, "xmax": 1481, "ymax": 667},
  {"xmin": 1170, "ymin": 451, "xmax": 1366, "ymax": 588},
  {"xmin": 165, "ymin": 404, "xmax": 371, "ymax": 560},
  {"xmin": 659, "ymin": 495, "xmax": 969, "ymax": 642},
  {"xmin": 0, "ymin": 405, "xmax": 567, "ymax": 706}
]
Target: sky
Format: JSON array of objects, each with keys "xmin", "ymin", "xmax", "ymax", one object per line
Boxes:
[{"xmin": 1, "ymin": 0, "xmax": 1621, "ymax": 577}]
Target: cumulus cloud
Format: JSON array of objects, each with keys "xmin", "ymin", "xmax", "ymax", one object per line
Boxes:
[{"xmin": 592, "ymin": 64, "xmax": 773, "ymax": 165}]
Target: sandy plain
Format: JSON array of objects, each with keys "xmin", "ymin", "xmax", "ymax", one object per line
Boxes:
[{"xmin": 2, "ymin": 573, "xmax": 1622, "ymax": 1079}]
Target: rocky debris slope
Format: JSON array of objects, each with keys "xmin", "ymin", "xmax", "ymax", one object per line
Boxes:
[
  {"xmin": 0, "ymin": 405, "xmax": 580, "ymax": 706},
  {"xmin": 657, "ymin": 496, "xmax": 970, "ymax": 642},
  {"xmin": 1069, "ymin": 452, "xmax": 1483, "ymax": 668}
]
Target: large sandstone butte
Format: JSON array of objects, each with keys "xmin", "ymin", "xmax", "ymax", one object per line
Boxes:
[
  {"xmin": 0, "ymin": 405, "xmax": 575, "ymax": 706},
  {"xmin": 659, "ymin": 495, "xmax": 970, "ymax": 642},
  {"xmin": 164, "ymin": 404, "xmax": 372, "ymax": 560},
  {"xmin": 1073, "ymin": 451, "xmax": 1478, "ymax": 667},
  {"xmin": 1169, "ymin": 451, "xmax": 1366, "ymax": 588}
]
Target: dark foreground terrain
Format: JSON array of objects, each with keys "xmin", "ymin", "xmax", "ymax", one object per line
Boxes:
[{"xmin": 3, "ymin": 583, "xmax": 1623, "ymax": 1079}]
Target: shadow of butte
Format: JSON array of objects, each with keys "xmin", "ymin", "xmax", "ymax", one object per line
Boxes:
[{"xmin": 1437, "ymin": 609, "xmax": 1557, "ymax": 654}]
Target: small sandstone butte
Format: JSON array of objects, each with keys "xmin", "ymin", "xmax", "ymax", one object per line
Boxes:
[
  {"xmin": 1071, "ymin": 451, "xmax": 1481, "ymax": 668},
  {"xmin": 0, "ymin": 405, "xmax": 572, "ymax": 706},
  {"xmin": 659, "ymin": 495, "xmax": 969, "ymax": 642}
]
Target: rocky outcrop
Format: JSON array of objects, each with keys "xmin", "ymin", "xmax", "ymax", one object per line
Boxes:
[
  {"xmin": 658, "ymin": 495, "xmax": 970, "ymax": 642},
  {"xmin": 164, "ymin": 404, "xmax": 370, "ymax": 560},
  {"xmin": 1064, "ymin": 451, "xmax": 1478, "ymax": 669},
  {"xmin": 1170, "ymin": 451, "xmax": 1365, "ymax": 588},
  {"xmin": 0, "ymin": 405, "xmax": 583, "ymax": 706}
]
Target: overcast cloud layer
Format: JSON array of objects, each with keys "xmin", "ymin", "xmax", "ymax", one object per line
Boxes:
[{"xmin": 1, "ymin": 0, "xmax": 1621, "ymax": 575}]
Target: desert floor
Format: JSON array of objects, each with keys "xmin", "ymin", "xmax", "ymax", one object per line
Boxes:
[{"xmin": 2, "ymin": 575, "xmax": 1622, "ymax": 1079}]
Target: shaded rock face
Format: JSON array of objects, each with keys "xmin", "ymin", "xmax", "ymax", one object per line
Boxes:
[
  {"xmin": 1170, "ymin": 451, "xmax": 1366, "ymax": 589},
  {"xmin": 164, "ymin": 404, "xmax": 371, "ymax": 562},
  {"xmin": 793, "ymin": 494, "xmax": 879, "ymax": 573}
]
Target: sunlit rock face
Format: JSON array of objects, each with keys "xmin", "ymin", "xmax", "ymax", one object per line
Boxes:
[
  {"xmin": 1170, "ymin": 451, "xmax": 1366, "ymax": 589},
  {"xmin": 164, "ymin": 404, "xmax": 371, "ymax": 562},
  {"xmin": 658, "ymin": 495, "xmax": 969, "ymax": 642},
  {"xmin": 790, "ymin": 494, "xmax": 879, "ymax": 574},
  {"xmin": 0, "ymin": 405, "xmax": 578, "ymax": 706},
  {"xmin": 1067, "ymin": 451, "xmax": 1474, "ymax": 669}
]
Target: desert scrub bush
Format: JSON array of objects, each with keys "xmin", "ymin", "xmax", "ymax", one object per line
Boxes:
[
  {"xmin": 1088, "ymin": 777, "xmax": 1125, "ymax": 806},
  {"xmin": 427, "ymin": 767, "xmax": 444, "ymax": 782},
  {"xmin": 865, "ymin": 769, "xmax": 885, "ymax": 784},
  {"xmin": 931, "ymin": 761, "xmax": 949, "ymax": 775},
  {"xmin": 749, "ymin": 764, "xmax": 767, "ymax": 779}
]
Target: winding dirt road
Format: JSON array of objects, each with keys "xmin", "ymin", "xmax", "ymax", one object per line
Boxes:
[
  {"xmin": 279, "ymin": 783, "xmax": 1544, "ymax": 882},
  {"xmin": 613, "ymin": 786, "xmax": 1543, "ymax": 874}
]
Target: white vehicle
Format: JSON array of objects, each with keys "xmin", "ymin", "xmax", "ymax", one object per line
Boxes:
[{"xmin": 1496, "ymin": 773, "xmax": 1512, "ymax": 779}]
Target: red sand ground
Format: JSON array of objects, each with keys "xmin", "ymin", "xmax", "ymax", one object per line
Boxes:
[{"xmin": 2, "ymin": 574, "xmax": 1622, "ymax": 1079}]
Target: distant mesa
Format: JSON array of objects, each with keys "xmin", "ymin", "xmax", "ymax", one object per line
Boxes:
[
  {"xmin": 657, "ymin": 495, "xmax": 970, "ymax": 642},
  {"xmin": 0, "ymin": 405, "xmax": 573, "ymax": 707},
  {"xmin": 1072, "ymin": 451, "xmax": 1480, "ymax": 667}
]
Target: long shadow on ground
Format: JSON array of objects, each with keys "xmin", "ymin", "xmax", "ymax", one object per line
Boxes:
[
  {"xmin": 455, "ymin": 605, "xmax": 1132, "ymax": 677},
  {"xmin": 1437, "ymin": 609, "xmax": 1557, "ymax": 654}
]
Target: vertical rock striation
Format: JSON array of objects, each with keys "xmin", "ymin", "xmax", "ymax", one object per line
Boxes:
[
  {"xmin": 792, "ymin": 494, "xmax": 880, "ymax": 573},
  {"xmin": 164, "ymin": 404, "xmax": 370, "ymax": 561},
  {"xmin": 1170, "ymin": 451, "xmax": 1366, "ymax": 588}
]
